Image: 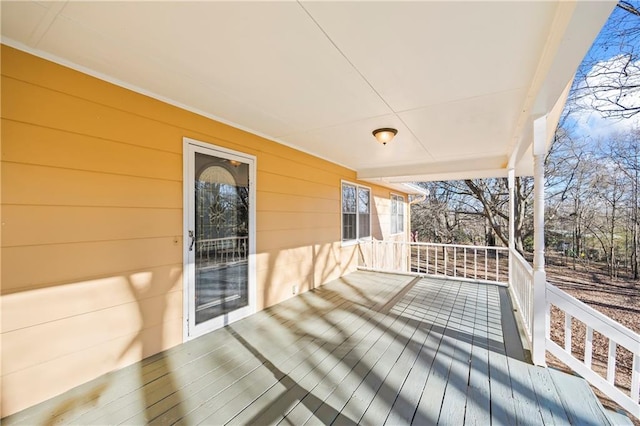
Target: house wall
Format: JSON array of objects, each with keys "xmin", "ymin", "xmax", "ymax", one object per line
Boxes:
[{"xmin": 0, "ymin": 45, "xmax": 407, "ymax": 417}]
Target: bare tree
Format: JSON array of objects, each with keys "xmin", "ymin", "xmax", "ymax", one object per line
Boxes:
[
  {"xmin": 546, "ymin": 123, "xmax": 605, "ymax": 268},
  {"xmin": 411, "ymin": 181, "xmax": 487, "ymax": 244},
  {"xmin": 605, "ymin": 127, "xmax": 640, "ymax": 278},
  {"xmin": 411, "ymin": 177, "xmax": 533, "ymax": 251},
  {"xmin": 570, "ymin": 1, "xmax": 640, "ymax": 119},
  {"xmin": 462, "ymin": 178, "xmax": 533, "ymax": 251},
  {"xmin": 582, "ymin": 148, "xmax": 628, "ymax": 277}
]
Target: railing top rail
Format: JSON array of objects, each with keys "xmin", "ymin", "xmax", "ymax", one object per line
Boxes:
[
  {"xmin": 547, "ymin": 282, "xmax": 640, "ymax": 350},
  {"xmin": 511, "ymin": 248, "xmax": 533, "ymax": 274},
  {"xmin": 198, "ymin": 236, "xmax": 248, "ymax": 243},
  {"xmin": 410, "ymin": 241, "xmax": 509, "ymax": 251},
  {"xmin": 359, "ymin": 239, "xmax": 509, "ymax": 252}
]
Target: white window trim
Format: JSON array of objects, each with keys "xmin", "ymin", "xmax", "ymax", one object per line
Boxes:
[
  {"xmin": 341, "ymin": 180, "xmax": 372, "ymax": 247},
  {"xmin": 390, "ymin": 193, "xmax": 406, "ymax": 236}
]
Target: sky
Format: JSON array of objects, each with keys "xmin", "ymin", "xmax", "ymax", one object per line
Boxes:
[{"xmin": 565, "ymin": 0, "xmax": 640, "ymax": 140}]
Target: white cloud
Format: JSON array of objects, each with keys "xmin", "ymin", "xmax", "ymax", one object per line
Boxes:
[{"xmin": 570, "ymin": 55, "xmax": 640, "ymax": 139}]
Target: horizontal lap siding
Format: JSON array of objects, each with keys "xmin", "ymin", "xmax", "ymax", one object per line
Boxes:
[
  {"xmin": 2, "ymin": 205, "xmax": 182, "ymax": 247},
  {"xmin": 0, "ymin": 45, "xmax": 403, "ymax": 417}
]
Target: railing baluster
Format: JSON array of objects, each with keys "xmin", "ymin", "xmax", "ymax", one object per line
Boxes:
[
  {"xmin": 485, "ymin": 248, "xmax": 488, "ymax": 280},
  {"xmin": 545, "ymin": 302, "xmax": 551, "ymax": 340},
  {"xmin": 496, "ymin": 250, "xmax": 499, "ymax": 282},
  {"xmin": 444, "ymin": 247, "xmax": 448, "ymax": 276},
  {"xmin": 528, "ymin": 275, "xmax": 532, "ymax": 333},
  {"xmin": 416, "ymin": 245, "xmax": 420, "ymax": 273},
  {"xmin": 453, "ymin": 247, "xmax": 457, "ymax": 277},
  {"xmin": 385, "ymin": 241, "xmax": 390, "ymax": 270},
  {"xmin": 434, "ymin": 246, "xmax": 438, "ymax": 275},
  {"xmin": 565, "ymin": 314, "xmax": 572, "ymax": 353},
  {"xmin": 632, "ymin": 354, "xmax": 639, "ymax": 403},
  {"xmin": 474, "ymin": 249, "xmax": 477, "ymax": 279},
  {"xmin": 424, "ymin": 246, "xmax": 427, "ymax": 273},
  {"xmin": 464, "ymin": 248, "xmax": 467, "ymax": 278},
  {"xmin": 382, "ymin": 241, "xmax": 386, "ymax": 270},
  {"xmin": 607, "ymin": 340, "xmax": 617, "ymax": 384},
  {"xmin": 426, "ymin": 245, "xmax": 429, "ymax": 274},
  {"xmin": 384, "ymin": 241, "xmax": 388, "ymax": 270},
  {"xmin": 585, "ymin": 327, "xmax": 593, "ymax": 368},
  {"xmin": 373, "ymin": 240, "xmax": 378, "ymax": 269},
  {"xmin": 367, "ymin": 241, "xmax": 376, "ymax": 268}
]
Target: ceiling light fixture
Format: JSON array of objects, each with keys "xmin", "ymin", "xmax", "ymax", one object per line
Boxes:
[{"xmin": 372, "ymin": 128, "xmax": 397, "ymax": 145}]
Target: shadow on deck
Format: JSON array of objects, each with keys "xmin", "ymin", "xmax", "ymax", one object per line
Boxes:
[{"xmin": 3, "ymin": 271, "xmax": 614, "ymax": 425}]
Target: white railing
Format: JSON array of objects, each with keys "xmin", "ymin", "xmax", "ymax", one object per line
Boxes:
[
  {"xmin": 358, "ymin": 240, "xmax": 509, "ymax": 285},
  {"xmin": 546, "ymin": 283, "xmax": 640, "ymax": 419},
  {"xmin": 358, "ymin": 239, "xmax": 409, "ymax": 273},
  {"xmin": 197, "ymin": 236, "xmax": 248, "ymax": 264},
  {"xmin": 510, "ymin": 249, "xmax": 534, "ymax": 342}
]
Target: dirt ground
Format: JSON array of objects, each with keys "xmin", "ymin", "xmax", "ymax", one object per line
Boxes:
[{"xmin": 544, "ymin": 256, "xmax": 639, "ymax": 424}]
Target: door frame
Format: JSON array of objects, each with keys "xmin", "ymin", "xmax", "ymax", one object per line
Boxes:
[{"xmin": 182, "ymin": 137, "xmax": 257, "ymax": 341}]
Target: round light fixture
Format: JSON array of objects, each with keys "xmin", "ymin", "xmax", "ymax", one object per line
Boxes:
[{"xmin": 372, "ymin": 128, "xmax": 397, "ymax": 145}]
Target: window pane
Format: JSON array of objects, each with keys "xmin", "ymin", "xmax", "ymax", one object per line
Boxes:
[
  {"xmin": 342, "ymin": 184, "xmax": 356, "ymax": 213},
  {"xmin": 342, "ymin": 213, "xmax": 356, "ymax": 241},
  {"xmin": 358, "ymin": 188, "xmax": 370, "ymax": 213},
  {"xmin": 359, "ymin": 213, "xmax": 370, "ymax": 238},
  {"xmin": 390, "ymin": 195, "xmax": 404, "ymax": 234},
  {"xmin": 391, "ymin": 204, "xmax": 397, "ymax": 234}
]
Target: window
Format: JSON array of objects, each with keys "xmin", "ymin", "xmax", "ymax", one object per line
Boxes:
[
  {"xmin": 342, "ymin": 182, "xmax": 370, "ymax": 242},
  {"xmin": 391, "ymin": 194, "xmax": 405, "ymax": 234}
]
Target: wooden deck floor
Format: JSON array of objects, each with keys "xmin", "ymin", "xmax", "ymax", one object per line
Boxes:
[{"xmin": 4, "ymin": 271, "xmax": 613, "ymax": 425}]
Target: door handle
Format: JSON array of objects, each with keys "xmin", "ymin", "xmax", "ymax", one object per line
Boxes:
[{"xmin": 188, "ymin": 230, "xmax": 195, "ymax": 251}]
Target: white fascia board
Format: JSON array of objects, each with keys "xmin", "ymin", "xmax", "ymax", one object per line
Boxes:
[
  {"xmin": 358, "ymin": 155, "xmax": 508, "ymax": 183},
  {"xmin": 508, "ymin": 0, "xmax": 616, "ymax": 170},
  {"xmin": 360, "ymin": 179, "xmax": 428, "ymax": 195}
]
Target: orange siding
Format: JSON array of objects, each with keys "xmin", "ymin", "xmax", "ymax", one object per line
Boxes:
[{"xmin": 0, "ymin": 45, "xmax": 405, "ymax": 417}]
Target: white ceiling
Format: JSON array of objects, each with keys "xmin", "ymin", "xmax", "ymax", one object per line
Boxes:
[{"xmin": 1, "ymin": 1, "xmax": 616, "ymax": 186}]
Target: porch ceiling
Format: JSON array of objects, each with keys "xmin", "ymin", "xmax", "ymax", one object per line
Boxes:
[{"xmin": 1, "ymin": 1, "xmax": 615, "ymax": 184}]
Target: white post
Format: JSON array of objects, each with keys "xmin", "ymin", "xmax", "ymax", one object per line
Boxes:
[
  {"xmin": 532, "ymin": 115, "xmax": 548, "ymax": 367},
  {"xmin": 508, "ymin": 168, "xmax": 515, "ymax": 287}
]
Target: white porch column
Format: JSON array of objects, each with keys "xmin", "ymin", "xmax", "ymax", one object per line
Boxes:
[
  {"xmin": 508, "ymin": 169, "xmax": 515, "ymax": 288},
  {"xmin": 532, "ymin": 116, "xmax": 548, "ymax": 367}
]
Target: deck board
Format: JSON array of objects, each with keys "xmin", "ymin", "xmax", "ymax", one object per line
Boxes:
[
  {"xmin": 528, "ymin": 365, "xmax": 571, "ymax": 425},
  {"xmin": 549, "ymin": 368, "xmax": 612, "ymax": 426},
  {"xmin": 508, "ymin": 357, "xmax": 545, "ymax": 425},
  {"xmin": 311, "ymin": 315, "xmax": 414, "ymax": 424},
  {"xmin": 464, "ymin": 285, "xmax": 492, "ymax": 426},
  {"xmin": 250, "ymin": 315, "xmax": 381, "ymax": 423},
  {"xmin": 438, "ymin": 285, "xmax": 477, "ymax": 426},
  {"xmin": 2, "ymin": 271, "xmax": 615, "ymax": 426},
  {"xmin": 286, "ymin": 311, "xmax": 402, "ymax": 424}
]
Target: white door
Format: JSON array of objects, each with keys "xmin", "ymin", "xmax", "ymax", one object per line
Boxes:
[{"xmin": 183, "ymin": 138, "xmax": 256, "ymax": 340}]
